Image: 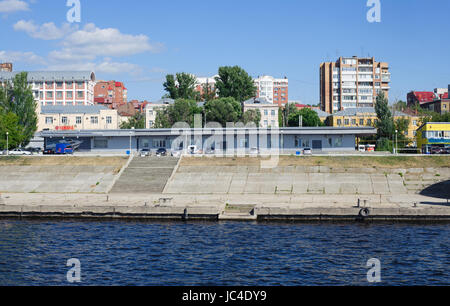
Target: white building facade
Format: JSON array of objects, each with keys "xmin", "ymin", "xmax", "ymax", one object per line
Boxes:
[
  {"xmin": 0, "ymin": 71, "xmax": 96, "ymax": 106},
  {"xmin": 243, "ymin": 98, "xmax": 279, "ymax": 128},
  {"xmin": 145, "ymin": 98, "xmax": 175, "ymax": 129},
  {"xmin": 254, "ymin": 75, "xmax": 289, "ymax": 106}
]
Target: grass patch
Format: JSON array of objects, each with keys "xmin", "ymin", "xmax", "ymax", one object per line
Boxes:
[{"xmin": 0, "ymin": 156, "xmax": 128, "ymax": 167}]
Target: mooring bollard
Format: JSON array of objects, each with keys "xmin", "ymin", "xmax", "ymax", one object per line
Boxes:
[
  {"xmin": 183, "ymin": 208, "xmax": 188, "ymax": 220},
  {"xmin": 357, "ymin": 199, "xmax": 360, "ymax": 208}
]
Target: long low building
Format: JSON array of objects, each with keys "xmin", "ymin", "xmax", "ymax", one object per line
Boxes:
[{"xmin": 38, "ymin": 127, "xmax": 377, "ymax": 154}]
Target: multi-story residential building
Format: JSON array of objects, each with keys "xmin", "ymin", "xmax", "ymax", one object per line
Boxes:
[
  {"xmin": 0, "ymin": 71, "xmax": 96, "ymax": 106},
  {"xmin": 254, "ymin": 75, "xmax": 289, "ymax": 106},
  {"xmin": 242, "ymin": 98, "xmax": 279, "ymax": 128},
  {"xmin": 407, "ymin": 91, "xmax": 437, "ymax": 108},
  {"xmin": 320, "ymin": 56, "xmax": 390, "ymax": 114},
  {"xmin": 0, "ymin": 63, "xmax": 12, "ymax": 72},
  {"xmin": 327, "ymin": 107, "xmax": 421, "ymax": 140},
  {"xmin": 94, "ymin": 80, "xmax": 128, "ymax": 109},
  {"xmin": 195, "ymin": 75, "xmax": 218, "ymax": 98},
  {"xmin": 38, "ymin": 105, "xmax": 120, "ymax": 131},
  {"xmin": 416, "ymin": 122, "xmax": 450, "ymax": 154},
  {"xmin": 145, "ymin": 98, "xmax": 175, "ymax": 129}
]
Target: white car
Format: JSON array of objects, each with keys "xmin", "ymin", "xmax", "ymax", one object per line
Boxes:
[
  {"xmin": 171, "ymin": 150, "xmax": 182, "ymax": 158},
  {"xmin": 303, "ymin": 148, "xmax": 313, "ymax": 155},
  {"xmin": 8, "ymin": 148, "xmax": 32, "ymax": 156},
  {"xmin": 249, "ymin": 147, "xmax": 260, "ymax": 155}
]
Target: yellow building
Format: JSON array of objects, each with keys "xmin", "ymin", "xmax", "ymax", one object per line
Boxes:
[
  {"xmin": 416, "ymin": 122, "xmax": 450, "ymax": 154},
  {"xmin": 38, "ymin": 105, "xmax": 121, "ymax": 131},
  {"xmin": 327, "ymin": 107, "xmax": 421, "ymax": 140}
]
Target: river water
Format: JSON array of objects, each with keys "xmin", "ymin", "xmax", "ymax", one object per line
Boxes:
[{"xmin": 0, "ymin": 219, "xmax": 448, "ymax": 286}]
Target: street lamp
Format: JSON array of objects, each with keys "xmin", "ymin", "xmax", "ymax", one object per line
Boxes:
[
  {"xmin": 395, "ymin": 129, "xmax": 398, "ymax": 155},
  {"xmin": 129, "ymin": 127, "xmax": 135, "ymax": 156},
  {"xmin": 5, "ymin": 132, "xmax": 9, "ymax": 156}
]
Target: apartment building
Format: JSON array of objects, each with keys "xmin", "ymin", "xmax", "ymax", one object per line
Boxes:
[
  {"xmin": 320, "ymin": 56, "xmax": 390, "ymax": 114},
  {"xmin": 195, "ymin": 75, "xmax": 218, "ymax": 97},
  {"xmin": 94, "ymin": 80, "xmax": 128, "ymax": 109},
  {"xmin": 407, "ymin": 85, "xmax": 450, "ymax": 114},
  {"xmin": 0, "ymin": 71, "xmax": 96, "ymax": 106},
  {"xmin": 254, "ymin": 75, "xmax": 288, "ymax": 106},
  {"xmin": 38, "ymin": 105, "xmax": 120, "ymax": 131},
  {"xmin": 145, "ymin": 98, "xmax": 175, "ymax": 129},
  {"xmin": 327, "ymin": 107, "xmax": 420, "ymax": 139},
  {"xmin": 242, "ymin": 98, "xmax": 279, "ymax": 128},
  {"xmin": 0, "ymin": 63, "xmax": 12, "ymax": 72}
]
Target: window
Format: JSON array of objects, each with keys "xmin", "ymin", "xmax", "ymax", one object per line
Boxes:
[
  {"xmin": 153, "ymin": 140, "xmax": 166, "ymax": 148},
  {"xmin": 46, "ymin": 92, "xmax": 53, "ymax": 99},
  {"xmin": 56, "ymin": 82, "xmax": 63, "ymax": 88},
  {"xmin": 76, "ymin": 117, "xmax": 82, "ymax": 124},
  {"xmin": 66, "ymin": 81, "xmax": 73, "ymax": 88},
  {"xmin": 337, "ymin": 119, "xmax": 342, "ymax": 126},
  {"xmin": 77, "ymin": 91, "xmax": 84, "ymax": 98},
  {"xmin": 45, "ymin": 117, "xmax": 53, "ymax": 124},
  {"xmin": 334, "ymin": 137, "xmax": 343, "ymax": 147},
  {"xmin": 90, "ymin": 116, "xmax": 98, "ymax": 124},
  {"xmin": 295, "ymin": 136, "xmax": 302, "ymax": 148},
  {"xmin": 94, "ymin": 138, "xmax": 108, "ymax": 149},
  {"xmin": 360, "ymin": 119, "xmax": 364, "ymax": 125},
  {"xmin": 271, "ymin": 110, "xmax": 276, "ymax": 116},
  {"xmin": 352, "ymin": 119, "xmax": 356, "ymax": 125},
  {"xmin": 61, "ymin": 117, "xmax": 68, "ymax": 124},
  {"xmin": 264, "ymin": 110, "xmax": 268, "ymax": 116},
  {"xmin": 302, "ymin": 139, "xmax": 310, "ymax": 147},
  {"xmin": 67, "ymin": 91, "xmax": 73, "ymax": 99},
  {"xmin": 106, "ymin": 116, "xmax": 112, "ymax": 124},
  {"xmin": 344, "ymin": 119, "xmax": 350, "ymax": 125},
  {"xmin": 56, "ymin": 91, "xmax": 63, "ymax": 99},
  {"xmin": 367, "ymin": 119, "xmax": 372, "ymax": 125}
]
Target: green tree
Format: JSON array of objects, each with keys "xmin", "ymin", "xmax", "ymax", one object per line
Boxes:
[
  {"xmin": 0, "ymin": 72, "xmax": 38, "ymax": 147},
  {"xmin": 0, "ymin": 112, "xmax": 23, "ymax": 150},
  {"xmin": 120, "ymin": 112, "xmax": 145, "ymax": 129},
  {"xmin": 154, "ymin": 99, "xmax": 202, "ymax": 128},
  {"xmin": 375, "ymin": 92, "xmax": 394, "ymax": 139},
  {"xmin": 394, "ymin": 117, "xmax": 411, "ymax": 147},
  {"xmin": 215, "ymin": 66, "xmax": 256, "ymax": 102},
  {"xmin": 282, "ymin": 103, "xmax": 298, "ymax": 127},
  {"xmin": 163, "ymin": 73, "xmax": 199, "ymax": 100},
  {"xmin": 287, "ymin": 108, "xmax": 323, "ymax": 127},
  {"xmin": 204, "ymin": 97, "xmax": 242, "ymax": 126},
  {"xmin": 201, "ymin": 83, "xmax": 216, "ymax": 102},
  {"xmin": 241, "ymin": 109, "xmax": 261, "ymax": 127},
  {"xmin": 393, "ymin": 100, "xmax": 407, "ymax": 111}
]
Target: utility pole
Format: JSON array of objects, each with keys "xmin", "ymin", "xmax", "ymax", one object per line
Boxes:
[{"xmin": 6, "ymin": 132, "xmax": 9, "ymax": 156}]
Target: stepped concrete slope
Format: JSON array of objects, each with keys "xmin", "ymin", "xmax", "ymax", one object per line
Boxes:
[
  {"xmin": 0, "ymin": 157, "xmax": 126, "ymax": 193},
  {"xmin": 164, "ymin": 157, "xmax": 450, "ymax": 196},
  {"xmin": 110, "ymin": 156, "xmax": 179, "ymax": 194}
]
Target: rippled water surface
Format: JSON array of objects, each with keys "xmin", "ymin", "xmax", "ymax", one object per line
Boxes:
[{"xmin": 0, "ymin": 220, "xmax": 449, "ymax": 286}]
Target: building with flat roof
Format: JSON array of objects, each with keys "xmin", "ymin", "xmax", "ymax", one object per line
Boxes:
[
  {"xmin": 320, "ymin": 56, "xmax": 390, "ymax": 113},
  {"xmin": 242, "ymin": 98, "xmax": 279, "ymax": 128},
  {"xmin": 145, "ymin": 98, "xmax": 175, "ymax": 129},
  {"xmin": 416, "ymin": 122, "xmax": 450, "ymax": 154},
  {"xmin": 38, "ymin": 105, "xmax": 120, "ymax": 131},
  {"xmin": 38, "ymin": 127, "xmax": 377, "ymax": 154},
  {"xmin": 0, "ymin": 71, "xmax": 96, "ymax": 106},
  {"xmin": 254, "ymin": 75, "xmax": 289, "ymax": 106}
]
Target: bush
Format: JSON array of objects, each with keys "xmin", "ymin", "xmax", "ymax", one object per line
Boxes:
[{"xmin": 376, "ymin": 138, "xmax": 393, "ymax": 152}]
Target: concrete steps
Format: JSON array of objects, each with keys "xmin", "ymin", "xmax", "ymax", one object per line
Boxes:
[
  {"xmin": 219, "ymin": 204, "xmax": 257, "ymax": 220},
  {"xmin": 109, "ymin": 156, "xmax": 179, "ymax": 194}
]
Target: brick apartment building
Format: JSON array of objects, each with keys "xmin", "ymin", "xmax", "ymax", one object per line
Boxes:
[
  {"xmin": 320, "ymin": 56, "xmax": 391, "ymax": 114},
  {"xmin": 0, "ymin": 63, "xmax": 12, "ymax": 72},
  {"xmin": 94, "ymin": 80, "xmax": 128, "ymax": 109},
  {"xmin": 254, "ymin": 75, "xmax": 289, "ymax": 106},
  {"xmin": 407, "ymin": 86, "xmax": 450, "ymax": 114},
  {"xmin": 195, "ymin": 75, "xmax": 218, "ymax": 98}
]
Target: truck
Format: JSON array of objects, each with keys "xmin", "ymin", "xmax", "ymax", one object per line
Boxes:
[{"xmin": 55, "ymin": 143, "xmax": 74, "ymax": 155}]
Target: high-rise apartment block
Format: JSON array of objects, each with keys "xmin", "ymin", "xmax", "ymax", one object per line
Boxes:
[
  {"xmin": 254, "ymin": 75, "xmax": 288, "ymax": 106},
  {"xmin": 320, "ymin": 56, "xmax": 390, "ymax": 113},
  {"xmin": 94, "ymin": 80, "xmax": 128, "ymax": 109},
  {"xmin": 0, "ymin": 63, "xmax": 12, "ymax": 72}
]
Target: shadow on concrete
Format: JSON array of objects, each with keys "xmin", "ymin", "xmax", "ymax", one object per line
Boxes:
[{"xmin": 419, "ymin": 180, "xmax": 450, "ymax": 206}]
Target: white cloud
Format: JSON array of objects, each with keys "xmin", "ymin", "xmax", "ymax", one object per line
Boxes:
[
  {"xmin": 13, "ymin": 20, "xmax": 78, "ymax": 40},
  {"xmin": 46, "ymin": 58, "xmax": 142, "ymax": 76},
  {"xmin": 0, "ymin": 0, "xmax": 29, "ymax": 13},
  {"xmin": 51, "ymin": 23, "xmax": 164, "ymax": 61},
  {"xmin": 0, "ymin": 50, "xmax": 44, "ymax": 64}
]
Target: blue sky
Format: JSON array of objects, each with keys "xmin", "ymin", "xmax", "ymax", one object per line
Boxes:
[{"xmin": 1, "ymin": 0, "xmax": 449, "ymax": 104}]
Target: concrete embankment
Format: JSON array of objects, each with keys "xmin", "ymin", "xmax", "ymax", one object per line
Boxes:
[{"xmin": 0, "ymin": 156, "xmax": 449, "ymax": 221}]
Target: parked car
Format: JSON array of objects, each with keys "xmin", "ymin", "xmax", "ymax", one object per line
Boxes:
[
  {"xmin": 9, "ymin": 148, "xmax": 32, "ymax": 156},
  {"xmin": 303, "ymin": 147, "xmax": 313, "ymax": 155},
  {"xmin": 171, "ymin": 150, "xmax": 182, "ymax": 158},
  {"xmin": 430, "ymin": 147, "xmax": 444, "ymax": 155},
  {"xmin": 140, "ymin": 149, "xmax": 151, "ymax": 157},
  {"xmin": 43, "ymin": 148, "xmax": 56, "ymax": 155},
  {"xmin": 26, "ymin": 147, "xmax": 42, "ymax": 154},
  {"xmin": 249, "ymin": 147, "xmax": 259, "ymax": 155},
  {"xmin": 156, "ymin": 148, "xmax": 167, "ymax": 156}
]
